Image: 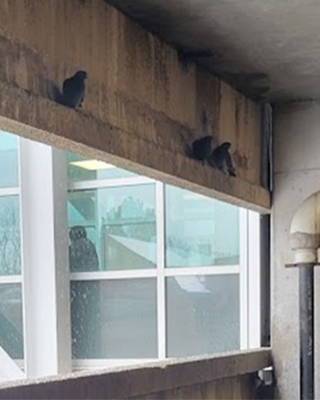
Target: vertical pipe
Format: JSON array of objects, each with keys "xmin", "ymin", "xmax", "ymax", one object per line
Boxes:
[
  {"xmin": 299, "ymin": 264, "xmax": 314, "ymax": 400},
  {"xmin": 260, "ymin": 103, "xmax": 272, "ymax": 348},
  {"xmin": 260, "ymin": 214, "xmax": 270, "ymax": 347},
  {"xmin": 260, "ymin": 103, "xmax": 272, "ymax": 191}
]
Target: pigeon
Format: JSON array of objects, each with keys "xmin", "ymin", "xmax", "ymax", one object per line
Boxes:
[
  {"xmin": 69, "ymin": 226, "xmax": 99, "ymax": 272},
  {"xmin": 61, "ymin": 70, "xmax": 88, "ymax": 108},
  {"xmin": 192, "ymin": 136, "xmax": 215, "ymax": 161},
  {"xmin": 208, "ymin": 142, "xmax": 236, "ymax": 177}
]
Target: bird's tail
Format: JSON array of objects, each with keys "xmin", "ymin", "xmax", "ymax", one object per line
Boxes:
[
  {"xmin": 46, "ymin": 79, "xmax": 65, "ymax": 105},
  {"xmin": 185, "ymin": 143, "xmax": 194, "ymax": 158}
]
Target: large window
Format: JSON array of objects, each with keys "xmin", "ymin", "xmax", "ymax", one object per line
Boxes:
[
  {"xmin": 67, "ymin": 155, "xmax": 259, "ymax": 368},
  {"xmin": 0, "ymin": 131, "xmax": 24, "ymax": 364},
  {"xmin": 0, "ymin": 137, "xmax": 261, "ymax": 380}
]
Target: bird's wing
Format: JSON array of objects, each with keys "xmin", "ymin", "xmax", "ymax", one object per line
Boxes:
[
  {"xmin": 79, "ymin": 92, "xmax": 85, "ymax": 107},
  {"xmin": 225, "ymin": 152, "xmax": 236, "ymax": 176},
  {"xmin": 62, "ymin": 77, "xmax": 73, "ymax": 96},
  {"xmin": 212, "ymin": 148, "xmax": 225, "ymax": 166}
]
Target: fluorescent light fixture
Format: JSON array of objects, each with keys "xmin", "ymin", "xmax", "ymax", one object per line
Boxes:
[
  {"xmin": 184, "ymin": 192, "xmax": 207, "ymax": 200},
  {"xmin": 70, "ymin": 160, "xmax": 116, "ymax": 171}
]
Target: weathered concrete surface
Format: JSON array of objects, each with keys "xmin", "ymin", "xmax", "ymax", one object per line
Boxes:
[
  {"xmin": 107, "ymin": 0, "xmax": 320, "ymax": 101},
  {"xmin": 0, "ymin": 349, "xmax": 271, "ymax": 399},
  {"xmin": 0, "ymin": 0, "xmax": 270, "ymax": 211},
  {"xmin": 130, "ymin": 375, "xmax": 255, "ymax": 400},
  {"xmin": 273, "ymin": 101, "xmax": 320, "ymax": 398},
  {"xmin": 0, "ymin": 81, "xmax": 269, "ymax": 212}
]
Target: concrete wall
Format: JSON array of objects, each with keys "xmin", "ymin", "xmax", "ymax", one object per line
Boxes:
[
  {"xmin": 0, "ymin": 349, "xmax": 271, "ymax": 399},
  {"xmin": 273, "ymin": 101, "xmax": 320, "ymax": 398},
  {"xmin": 0, "ymin": 0, "xmax": 269, "ymax": 212}
]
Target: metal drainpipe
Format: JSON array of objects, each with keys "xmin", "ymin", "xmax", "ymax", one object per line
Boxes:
[
  {"xmin": 299, "ymin": 263, "xmax": 314, "ymax": 400},
  {"xmin": 289, "ymin": 193, "xmax": 320, "ymax": 400}
]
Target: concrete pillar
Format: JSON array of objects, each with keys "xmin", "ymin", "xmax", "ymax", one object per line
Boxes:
[{"xmin": 273, "ymin": 101, "xmax": 320, "ymax": 399}]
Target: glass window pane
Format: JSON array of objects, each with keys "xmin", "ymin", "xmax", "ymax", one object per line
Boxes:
[
  {"xmin": 0, "ymin": 284, "xmax": 24, "ymax": 359},
  {"xmin": 0, "ymin": 131, "xmax": 19, "ymax": 188},
  {"xmin": 67, "ymin": 153, "xmax": 137, "ymax": 182},
  {"xmin": 165, "ymin": 186, "xmax": 240, "ymax": 268},
  {"xmin": 71, "ymin": 279, "xmax": 157, "ymax": 359},
  {"xmin": 68, "ymin": 184, "xmax": 156, "ymax": 271},
  {"xmin": 0, "ymin": 196, "xmax": 21, "ymax": 276},
  {"xmin": 166, "ymin": 275, "xmax": 240, "ymax": 357}
]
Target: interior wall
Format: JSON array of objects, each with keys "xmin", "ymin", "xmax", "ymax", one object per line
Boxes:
[
  {"xmin": 0, "ymin": 0, "xmax": 269, "ymax": 211},
  {"xmin": 273, "ymin": 101, "xmax": 320, "ymax": 399}
]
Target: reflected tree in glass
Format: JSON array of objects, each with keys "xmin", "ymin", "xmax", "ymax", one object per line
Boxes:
[{"xmin": 0, "ymin": 197, "xmax": 21, "ymax": 275}]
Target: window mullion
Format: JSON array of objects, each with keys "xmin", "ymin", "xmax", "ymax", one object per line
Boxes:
[
  {"xmin": 240, "ymin": 208, "xmax": 249, "ymax": 350},
  {"xmin": 156, "ymin": 182, "xmax": 166, "ymax": 359},
  {"xmin": 247, "ymin": 210, "xmax": 261, "ymax": 348}
]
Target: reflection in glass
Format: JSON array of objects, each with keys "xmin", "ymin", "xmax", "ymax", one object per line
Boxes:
[
  {"xmin": 68, "ymin": 184, "xmax": 156, "ymax": 271},
  {"xmin": 0, "ymin": 196, "xmax": 21, "ymax": 275},
  {"xmin": 69, "ymin": 226, "xmax": 99, "ymax": 272},
  {"xmin": 0, "ymin": 284, "xmax": 24, "ymax": 359},
  {"xmin": 165, "ymin": 186, "xmax": 240, "ymax": 268},
  {"xmin": 166, "ymin": 275, "xmax": 240, "ymax": 357},
  {"xmin": 67, "ymin": 153, "xmax": 137, "ymax": 182},
  {"xmin": 71, "ymin": 279, "xmax": 157, "ymax": 359},
  {"xmin": 0, "ymin": 131, "xmax": 19, "ymax": 189}
]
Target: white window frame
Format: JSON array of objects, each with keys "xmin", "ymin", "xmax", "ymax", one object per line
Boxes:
[
  {"xmin": 1, "ymin": 138, "xmax": 261, "ymax": 377},
  {"xmin": 68, "ymin": 174, "xmax": 260, "ymax": 369},
  {"xmin": 19, "ymin": 139, "xmax": 71, "ymax": 378}
]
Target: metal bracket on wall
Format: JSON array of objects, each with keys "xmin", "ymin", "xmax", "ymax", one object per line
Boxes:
[{"xmin": 253, "ymin": 367, "xmax": 275, "ymax": 399}]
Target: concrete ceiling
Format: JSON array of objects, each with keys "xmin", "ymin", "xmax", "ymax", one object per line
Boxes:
[{"xmin": 106, "ymin": 0, "xmax": 320, "ymax": 102}]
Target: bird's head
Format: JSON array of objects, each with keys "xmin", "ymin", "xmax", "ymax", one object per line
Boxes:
[
  {"xmin": 220, "ymin": 142, "xmax": 231, "ymax": 150},
  {"xmin": 75, "ymin": 70, "xmax": 88, "ymax": 80},
  {"xmin": 69, "ymin": 226, "xmax": 87, "ymax": 242}
]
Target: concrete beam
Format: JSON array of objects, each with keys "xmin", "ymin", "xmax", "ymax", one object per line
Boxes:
[
  {"xmin": 0, "ymin": 0, "xmax": 270, "ymax": 211},
  {"xmin": 0, "ymin": 81, "xmax": 270, "ymax": 212},
  {"xmin": 0, "ymin": 349, "xmax": 271, "ymax": 399}
]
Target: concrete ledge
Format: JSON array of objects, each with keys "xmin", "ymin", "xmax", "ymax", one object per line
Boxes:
[
  {"xmin": 0, "ymin": 81, "xmax": 270, "ymax": 213},
  {"xmin": 0, "ymin": 349, "xmax": 272, "ymax": 399}
]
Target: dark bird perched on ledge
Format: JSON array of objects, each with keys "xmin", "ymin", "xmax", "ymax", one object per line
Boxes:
[
  {"xmin": 48, "ymin": 70, "xmax": 88, "ymax": 109},
  {"xmin": 61, "ymin": 70, "xmax": 88, "ymax": 108},
  {"xmin": 208, "ymin": 142, "xmax": 236, "ymax": 177},
  {"xmin": 192, "ymin": 136, "xmax": 215, "ymax": 161}
]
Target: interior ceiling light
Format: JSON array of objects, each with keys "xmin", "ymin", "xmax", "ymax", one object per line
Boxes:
[
  {"xmin": 184, "ymin": 192, "xmax": 207, "ymax": 200},
  {"xmin": 70, "ymin": 160, "xmax": 116, "ymax": 171}
]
